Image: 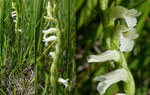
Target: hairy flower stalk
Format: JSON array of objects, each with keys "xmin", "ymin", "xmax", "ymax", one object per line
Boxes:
[
  {"xmin": 88, "ymin": 0, "xmax": 141, "ymax": 95},
  {"xmin": 43, "ymin": 2, "xmax": 62, "ymax": 95}
]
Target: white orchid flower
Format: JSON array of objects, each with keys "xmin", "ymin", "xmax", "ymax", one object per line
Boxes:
[
  {"xmin": 58, "ymin": 78, "xmax": 69, "ymax": 88},
  {"xmin": 42, "ymin": 28, "xmax": 57, "ymax": 43},
  {"xmin": 115, "ymin": 93, "xmax": 126, "ymax": 95},
  {"xmin": 110, "ymin": 6, "xmax": 141, "ymax": 28},
  {"xmin": 42, "ymin": 28, "xmax": 57, "ymax": 34},
  {"xmin": 49, "ymin": 52, "xmax": 54, "ymax": 57},
  {"xmin": 94, "ymin": 68, "xmax": 128, "ymax": 95},
  {"xmin": 119, "ymin": 27, "xmax": 139, "ymax": 52},
  {"xmin": 42, "ymin": 35, "xmax": 57, "ymax": 42},
  {"xmin": 18, "ymin": 29, "xmax": 22, "ymax": 33},
  {"xmin": 88, "ymin": 50, "xmax": 120, "ymax": 63},
  {"xmin": 11, "ymin": 11, "xmax": 17, "ymax": 17}
]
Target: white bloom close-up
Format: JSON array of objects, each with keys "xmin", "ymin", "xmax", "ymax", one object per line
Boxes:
[
  {"xmin": 58, "ymin": 78, "xmax": 69, "ymax": 88},
  {"xmin": 94, "ymin": 68, "xmax": 128, "ymax": 95},
  {"xmin": 88, "ymin": 50, "xmax": 120, "ymax": 63},
  {"xmin": 119, "ymin": 27, "xmax": 139, "ymax": 52},
  {"xmin": 110, "ymin": 6, "xmax": 141, "ymax": 28}
]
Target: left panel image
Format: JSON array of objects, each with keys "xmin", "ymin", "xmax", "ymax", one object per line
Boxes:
[{"xmin": 0, "ymin": 0, "xmax": 34, "ymax": 94}]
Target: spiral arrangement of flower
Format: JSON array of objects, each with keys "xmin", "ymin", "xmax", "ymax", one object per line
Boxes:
[{"xmin": 88, "ymin": 2, "xmax": 141, "ymax": 95}]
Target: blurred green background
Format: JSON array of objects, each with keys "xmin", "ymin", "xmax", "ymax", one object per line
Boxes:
[{"xmin": 76, "ymin": 0, "xmax": 150, "ymax": 95}]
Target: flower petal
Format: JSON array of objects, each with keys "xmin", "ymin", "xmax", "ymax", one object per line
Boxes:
[
  {"xmin": 88, "ymin": 50, "xmax": 120, "ymax": 63},
  {"xmin": 42, "ymin": 28, "xmax": 57, "ymax": 34},
  {"xmin": 42, "ymin": 35, "xmax": 57, "ymax": 42},
  {"xmin": 120, "ymin": 33, "xmax": 134, "ymax": 52},
  {"xmin": 124, "ymin": 16, "xmax": 137, "ymax": 28},
  {"xmin": 94, "ymin": 68, "xmax": 128, "ymax": 95},
  {"xmin": 58, "ymin": 78, "xmax": 69, "ymax": 88},
  {"xmin": 115, "ymin": 93, "xmax": 126, "ymax": 95},
  {"xmin": 110, "ymin": 6, "xmax": 128, "ymax": 20}
]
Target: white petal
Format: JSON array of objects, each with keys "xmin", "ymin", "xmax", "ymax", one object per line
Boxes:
[
  {"xmin": 94, "ymin": 68, "xmax": 128, "ymax": 95},
  {"xmin": 45, "ymin": 42, "xmax": 48, "ymax": 46},
  {"xmin": 123, "ymin": 29, "xmax": 139, "ymax": 39},
  {"xmin": 110, "ymin": 6, "xmax": 128, "ymax": 20},
  {"xmin": 115, "ymin": 93, "xmax": 126, "ymax": 95},
  {"xmin": 120, "ymin": 33, "xmax": 134, "ymax": 52},
  {"xmin": 42, "ymin": 36, "xmax": 57, "ymax": 42},
  {"xmin": 126, "ymin": 9, "xmax": 141, "ymax": 17},
  {"xmin": 13, "ymin": 20, "xmax": 17, "ymax": 23},
  {"xmin": 124, "ymin": 16, "xmax": 137, "ymax": 28},
  {"xmin": 58, "ymin": 78, "xmax": 69, "ymax": 88},
  {"xmin": 42, "ymin": 28, "xmax": 57, "ymax": 34},
  {"xmin": 49, "ymin": 52, "xmax": 54, "ymax": 57},
  {"xmin": 88, "ymin": 50, "xmax": 120, "ymax": 63},
  {"xmin": 11, "ymin": 11, "xmax": 16, "ymax": 14}
]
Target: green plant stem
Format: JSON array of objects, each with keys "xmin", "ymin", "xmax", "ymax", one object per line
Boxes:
[{"xmin": 50, "ymin": 23, "xmax": 62, "ymax": 95}]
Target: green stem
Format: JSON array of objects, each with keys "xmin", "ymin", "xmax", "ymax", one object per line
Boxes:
[{"xmin": 50, "ymin": 23, "xmax": 62, "ymax": 95}]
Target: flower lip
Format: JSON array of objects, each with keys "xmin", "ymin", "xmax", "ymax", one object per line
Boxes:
[
  {"xmin": 88, "ymin": 50, "xmax": 120, "ymax": 63},
  {"xmin": 42, "ymin": 35, "xmax": 57, "ymax": 42},
  {"xmin": 119, "ymin": 28, "xmax": 139, "ymax": 52},
  {"xmin": 42, "ymin": 28, "xmax": 57, "ymax": 34},
  {"xmin": 94, "ymin": 68, "xmax": 128, "ymax": 95},
  {"xmin": 58, "ymin": 78, "xmax": 69, "ymax": 88}
]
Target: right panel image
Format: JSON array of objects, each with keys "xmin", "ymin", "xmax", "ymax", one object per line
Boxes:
[{"xmin": 76, "ymin": 0, "xmax": 150, "ymax": 95}]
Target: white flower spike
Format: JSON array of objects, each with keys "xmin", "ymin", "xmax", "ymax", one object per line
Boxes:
[
  {"xmin": 110, "ymin": 6, "xmax": 141, "ymax": 28},
  {"xmin": 94, "ymin": 68, "xmax": 128, "ymax": 95},
  {"xmin": 88, "ymin": 50, "xmax": 120, "ymax": 63},
  {"xmin": 58, "ymin": 78, "xmax": 69, "ymax": 88},
  {"xmin": 119, "ymin": 28, "xmax": 139, "ymax": 52}
]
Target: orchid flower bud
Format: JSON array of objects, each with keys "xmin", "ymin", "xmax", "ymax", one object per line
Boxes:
[{"xmin": 47, "ymin": 1, "xmax": 53, "ymax": 17}]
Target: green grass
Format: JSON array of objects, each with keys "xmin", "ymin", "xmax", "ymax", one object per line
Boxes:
[{"xmin": 0, "ymin": 0, "xmax": 34, "ymax": 94}]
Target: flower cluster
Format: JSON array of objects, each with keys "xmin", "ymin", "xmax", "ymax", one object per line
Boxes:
[
  {"xmin": 110, "ymin": 6, "xmax": 141, "ymax": 52},
  {"xmin": 88, "ymin": 6, "xmax": 141, "ymax": 95},
  {"xmin": 42, "ymin": 2, "xmax": 57, "ymax": 46},
  {"xmin": 11, "ymin": 2, "xmax": 22, "ymax": 33},
  {"xmin": 11, "ymin": 10, "xmax": 17, "ymax": 23}
]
